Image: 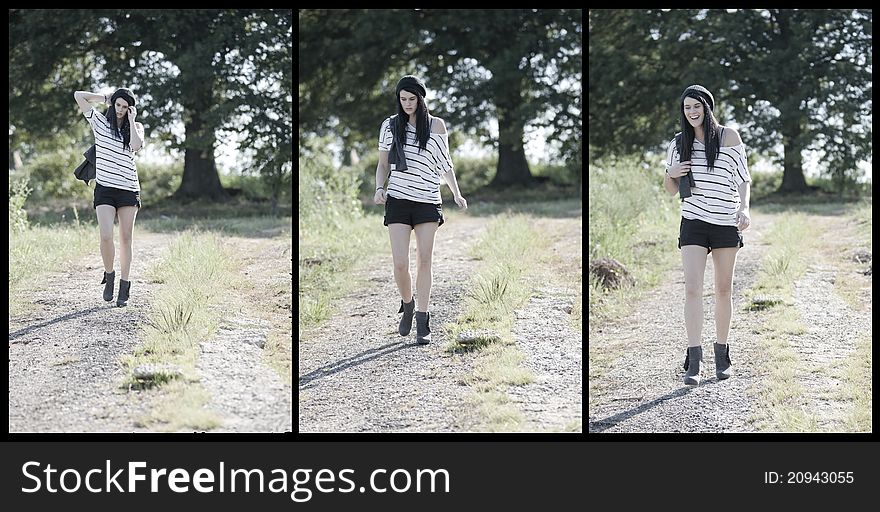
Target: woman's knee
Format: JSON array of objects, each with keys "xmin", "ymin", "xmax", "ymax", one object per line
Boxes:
[
  {"xmin": 393, "ymin": 258, "xmax": 409, "ymax": 273},
  {"xmin": 100, "ymin": 230, "xmax": 114, "ymax": 243},
  {"xmin": 684, "ymin": 282, "xmax": 702, "ymax": 299}
]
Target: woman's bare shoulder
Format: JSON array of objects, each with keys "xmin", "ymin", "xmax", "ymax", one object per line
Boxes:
[
  {"xmin": 720, "ymin": 126, "xmax": 743, "ymax": 147},
  {"xmin": 431, "ymin": 116, "xmax": 447, "ymax": 134}
]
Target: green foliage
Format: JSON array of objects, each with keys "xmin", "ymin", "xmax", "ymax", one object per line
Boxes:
[
  {"xmin": 588, "ymin": 152, "xmax": 677, "ymax": 263},
  {"xmin": 221, "ymin": 172, "xmax": 292, "ymax": 203},
  {"xmin": 10, "ymin": 9, "xmax": 292, "ymax": 200},
  {"xmin": 137, "ymin": 160, "xmax": 183, "ymax": 204},
  {"xmin": 299, "ymin": 136, "xmax": 364, "ymax": 227},
  {"xmin": 588, "ymin": 151, "xmax": 682, "ymax": 323},
  {"xmin": 299, "ymin": 9, "xmax": 581, "ymax": 185},
  {"xmin": 749, "ymin": 171, "xmax": 783, "ymax": 200},
  {"xmin": 8, "ymin": 177, "xmax": 33, "ymax": 234},
  {"xmin": 17, "ymin": 148, "xmax": 88, "ymax": 202},
  {"xmin": 532, "ymin": 161, "xmax": 580, "ymax": 186},
  {"xmin": 451, "ymin": 156, "xmax": 497, "ymax": 196},
  {"xmin": 589, "ymin": 9, "xmax": 871, "ymax": 193}
]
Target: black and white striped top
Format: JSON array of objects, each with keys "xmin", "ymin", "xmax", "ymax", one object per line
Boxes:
[
  {"xmin": 665, "ymin": 137, "xmax": 751, "ymax": 227},
  {"xmin": 83, "ymin": 107, "xmax": 140, "ymax": 192},
  {"xmin": 378, "ymin": 115, "xmax": 453, "ymax": 204}
]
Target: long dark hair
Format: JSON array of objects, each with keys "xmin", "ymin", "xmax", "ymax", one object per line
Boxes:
[
  {"xmin": 105, "ymin": 100, "xmax": 132, "ymax": 151},
  {"xmin": 678, "ymin": 92, "xmax": 721, "ymax": 172},
  {"xmin": 394, "ymin": 89, "xmax": 430, "ymax": 153}
]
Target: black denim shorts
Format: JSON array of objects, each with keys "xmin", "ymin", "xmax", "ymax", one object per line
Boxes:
[
  {"xmin": 383, "ymin": 195, "xmax": 444, "ymax": 228},
  {"xmin": 93, "ymin": 183, "xmax": 141, "ymax": 209},
  {"xmin": 678, "ymin": 217, "xmax": 742, "ymax": 253}
]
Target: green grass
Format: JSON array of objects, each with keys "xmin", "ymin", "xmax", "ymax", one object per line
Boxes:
[
  {"xmin": 588, "ymin": 153, "xmax": 682, "ymax": 325},
  {"xmin": 745, "ymin": 213, "xmax": 823, "ymax": 432},
  {"xmin": 9, "ymin": 223, "xmax": 96, "ymax": 315},
  {"xmin": 743, "ymin": 213, "xmax": 812, "ymax": 308},
  {"xmin": 587, "ymin": 153, "xmax": 681, "ymax": 397},
  {"xmin": 851, "ymin": 198, "xmax": 872, "ymax": 241},
  {"xmin": 747, "ymin": 204, "xmax": 872, "ymax": 432},
  {"xmin": 122, "ymin": 231, "xmax": 234, "ymax": 430},
  {"xmin": 441, "ymin": 214, "xmax": 543, "ymax": 431},
  {"xmin": 839, "ymin": 332, "xmax": 872, "ymax": 432},
  {"xmin": 460, "ymin": 177, "xmax": 581, "ymax": 212},
  {"xmin": 466, "ymin": 390, "xmax": 524, "ymax": 433},
  {"xmin": 833, "ymin": 203, "xmax": 871, "ymax": 432},
  {"xmin": 299, "ymin": 212, "xmax": 387, "ymax": 336},
  {"xmin": 139, "ymin": 214, "xmax": 292, "ymax": 237},
  {"xmin": 830, "ymin": 199, "xmax": 872, "ymax": 312},
  {"xmin": 750, "ymin": 308, "xmax": 816, "ymax": 432},
  {"xmin": 135, "ymin": 380, "xmax": 222, "ymax": 432}
]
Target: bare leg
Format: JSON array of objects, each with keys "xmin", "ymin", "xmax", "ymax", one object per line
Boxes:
[
  {"xmin": 413, "ymin": 222, "xmax": 439, "ymax": 313},
  {"xmin": 681, "ymin": 245, "xmax": 709, "ymax": 348},
  {"xmin": 388, "ymin": 224, "xmax": 413, "ymax": 302},
  {"xmin": 95, "ymin": 205, "xmax": 116, "ymax": 272},
  {"xmin": 711, "ymin": 247, "xmax": 740, "ymax": 345},
  {"xmin": 116, "ymin": 206, "xmax": 138, "ymax": 281}
]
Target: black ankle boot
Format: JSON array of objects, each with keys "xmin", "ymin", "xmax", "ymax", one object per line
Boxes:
[
  {"xmin": 101, "ymin": 271, "xmax": 115, "ymax": 302},
  {"xmin": 683, "ymin": 346, "xmax": 702, "ymax": 386},
  {"xmin": 415, "ymin": 311, "xmax": 431, "ymax": 344},
  {"xmin": 398, "ymin": 296, "xmax": 415, "ymax": 336},
  {"xmin": 714, "ymin": 342, "xmax": 732, "ymax": 380},
  {"xmin": 117, "ymin": 279, "xmax": 131, "ymax": 307}
]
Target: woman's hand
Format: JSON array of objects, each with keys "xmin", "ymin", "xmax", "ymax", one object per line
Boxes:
[
  {"xmin": 667, "ymin": 160, "xmax": 691, "ymax": 179},
  {"xmin": 736, "ymin": 208, "xmax": 751, "ymax": 231},
  {"xmin": 127, "ymin": 106, "xmax": 137, "ymax": 121},
  {"xmin": 454, "ymin": 194, "xmax": 467, "ymax": 210},
  {"xmin": 374, "ymin": 188, "xmax": 387, "ymax": 205},
  {"xmin": 666, "ymin": 160, "xmax": 691, "ymax": 178}
]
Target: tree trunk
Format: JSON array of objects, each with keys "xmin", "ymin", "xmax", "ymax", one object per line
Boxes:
[
  {"xmin": 774, "ymin": 12, "xmax": 810, "ymax": 195},
  {"xmin": 490, "ymin": 87, "xmax": 533, "ymax": 188},
  {"xmin": 173, "ymin": 69, "xmax": 227, "ymax": 200},
  {"xmin": 777, "ymin": 111, "xmax": 809, "ymax": 194},
  {"xmin": 176, "ymin": 146, "xmax": 226, "ymax": 200}
]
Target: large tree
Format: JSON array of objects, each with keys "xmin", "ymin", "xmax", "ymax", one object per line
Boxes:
[
  {"xmin": 299, "ymin": 9, "xmax": 582, "ymax": 188},
  {"xmin": 589, "ymin": 9, "xmax": 872, "ymax": 194},
  {"xmin": 9, "ymin": 9, "xmax": 292, "ymax": 201}
]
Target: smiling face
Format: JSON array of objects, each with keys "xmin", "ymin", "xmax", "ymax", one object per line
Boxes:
[
  {"xmin": 399, "ymin": 91, "xmax": 418, "ymax": 115},
  {"xmin": 683, "ymin": 97, "xmax": 704, "ymax": 127}
]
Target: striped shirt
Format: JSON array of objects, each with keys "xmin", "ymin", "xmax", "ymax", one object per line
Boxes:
[
  {"xmin": 83, "ymin": 107, "xmax": 140, "ymax": 192},
  {"xmin": 378, "ymin": 115, "xmax": 453, "ymax": 204},
  {"xmin": 665, "ymin": 136, "xmax": 751, "ymax": 227}
]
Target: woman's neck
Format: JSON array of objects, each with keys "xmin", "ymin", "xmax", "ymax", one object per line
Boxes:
[{"xmin": 693, "ymin": 126, "xmax": 705, "ymax": 142}]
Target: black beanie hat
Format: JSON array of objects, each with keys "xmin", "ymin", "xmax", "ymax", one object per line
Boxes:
[
  {"xmin": 680, "ymin": 84, "xmax": 714, "ymax": 111},
  {"xmin": 110, "ymin": 88, "xmax": 137, "ymax": 107},
  {"xmin": 395, "ymin": 75, "xmax": 427, "ymax": 98}
]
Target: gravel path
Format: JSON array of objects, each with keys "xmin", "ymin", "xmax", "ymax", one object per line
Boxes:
[
  {"xmin": 9, "ymin": 230, "xmax": 292, "ymax": 433},
  {"xmin": 588, "ymin": 211, "xmax": 777, "ymax": 433},
  {"xmin": 506, "ymin": 218, "xmax": 583, "ymax": 432},
  {"xmin": 589, "ymin": 208, "xmax": 872, "ymax": 433},
  {"xmin": 198, "ymin": 316, "xmax": 291, "ymax": 432},
  {"xmin": 788, "ymin": 215, "xmax": 871, "ymax": 431},
  {"xmin": 197, "ymin": 236, "xmax": 292, "ymax": 433},
  {"xmin": 298, "ymin": 212, "xmax": 585, "ymax": 433},
  {"xmin": 299, "ymin": 216, "xmax": 487, "ymax": 433},
  {"xmin": 9, "ymin": 232, "xmax": 170, "ymax": 432}
]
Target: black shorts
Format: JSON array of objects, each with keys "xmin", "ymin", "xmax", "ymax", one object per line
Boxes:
[
  {"xmin": 94, "ymin": 183, "xmax": 141, "ymax": 210},
  {"xmin": 383, "ymin": 195, "xmax": 444, "ymax": 228},
  {"xmin": 678, "ymin": 217, "xmax": 743, "ymax": 253}
]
